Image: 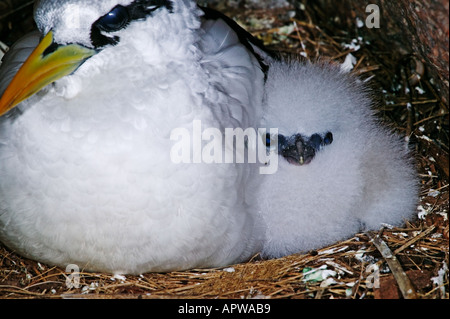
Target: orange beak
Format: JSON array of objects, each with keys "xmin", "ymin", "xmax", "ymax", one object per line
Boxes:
[{"xmin": 0, "ymin": 31, "xmax": 97, "ymax": 116}]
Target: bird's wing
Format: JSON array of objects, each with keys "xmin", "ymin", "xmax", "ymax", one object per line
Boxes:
[
  {"xmin": 198, "ymin": 7, "xmax": 275, "ymax": 127},
  {"xmin": 199, "ymin": 6, "xmax": 275, "ymax": 75},
  {"xmin": 0, "ymin": 31, "xmax": 41, "ymax": 98}
]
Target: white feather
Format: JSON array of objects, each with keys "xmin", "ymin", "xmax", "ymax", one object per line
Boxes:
[
  {"xmin": 0, "ymin": 0, "xmax": 265, "ymax": 274},
  {"xmin": 249, "ymin": 59, "xmax": 419, "ymax": 258}
]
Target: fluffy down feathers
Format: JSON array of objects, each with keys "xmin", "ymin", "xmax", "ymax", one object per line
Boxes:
[{"xmin": 250, "ymin": 59, "xmax": 419, "ymax": 258}]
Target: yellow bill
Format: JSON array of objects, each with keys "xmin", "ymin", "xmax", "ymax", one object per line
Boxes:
[{"xmin": 0, "ymin": 31, "xmax": 97, "ymax": 116}]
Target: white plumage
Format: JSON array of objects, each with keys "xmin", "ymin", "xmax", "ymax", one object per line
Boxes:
[
  {"xmin": 0, "ymin": 0, "xmax": 418, "ymax": 274},
  {"xmin": 250, "ymin": 59, "xmax": 419, "ymax": 258},
  {"xmin": 0, "ymin": 0, "xmax": 265, "ymax": 274}
]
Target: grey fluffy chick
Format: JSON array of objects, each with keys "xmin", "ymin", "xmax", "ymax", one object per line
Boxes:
[{"xmin": 250, "ymin": 58, "xmax": 419, "ymax": 258}]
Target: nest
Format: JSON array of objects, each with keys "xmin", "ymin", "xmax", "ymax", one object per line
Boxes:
[{"xmin": 0, "ymin": 1, "xmax": 448, "ymax": 299}]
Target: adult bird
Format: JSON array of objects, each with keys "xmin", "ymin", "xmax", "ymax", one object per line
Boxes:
[{"xmin": 0, "ymin": 0, "xmax": 269, "ymax": 274}]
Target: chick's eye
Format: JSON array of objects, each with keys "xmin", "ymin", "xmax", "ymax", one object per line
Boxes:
[{"xmin": 97, "ymin": 5, "xmax": 130, "ymax": 32}]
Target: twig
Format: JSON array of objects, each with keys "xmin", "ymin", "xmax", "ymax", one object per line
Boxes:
[
  {"xmin": 393, "ymin": 225, "xmax": 436, "ymax": 255},
  {"xmin": 367, "ymin": 231, "xmax": 418, "ymax": 299}
]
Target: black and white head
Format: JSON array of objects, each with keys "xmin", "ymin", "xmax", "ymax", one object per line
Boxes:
[
  {"xmin": 0, "ymin": 0, "xmax": 203, "ymax": 115},
  {"xmin": 32, "ymin": 0, "xmax": 201, "ymax": 48}
]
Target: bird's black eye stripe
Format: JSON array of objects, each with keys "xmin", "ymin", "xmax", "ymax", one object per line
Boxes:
[
  {"xmin": 90, "ymin": 0, "xmax": 173, "ymax": 49},
  {"xmin": 42, "ymin": 40, "xmax": 60, "ymax": 57}
]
